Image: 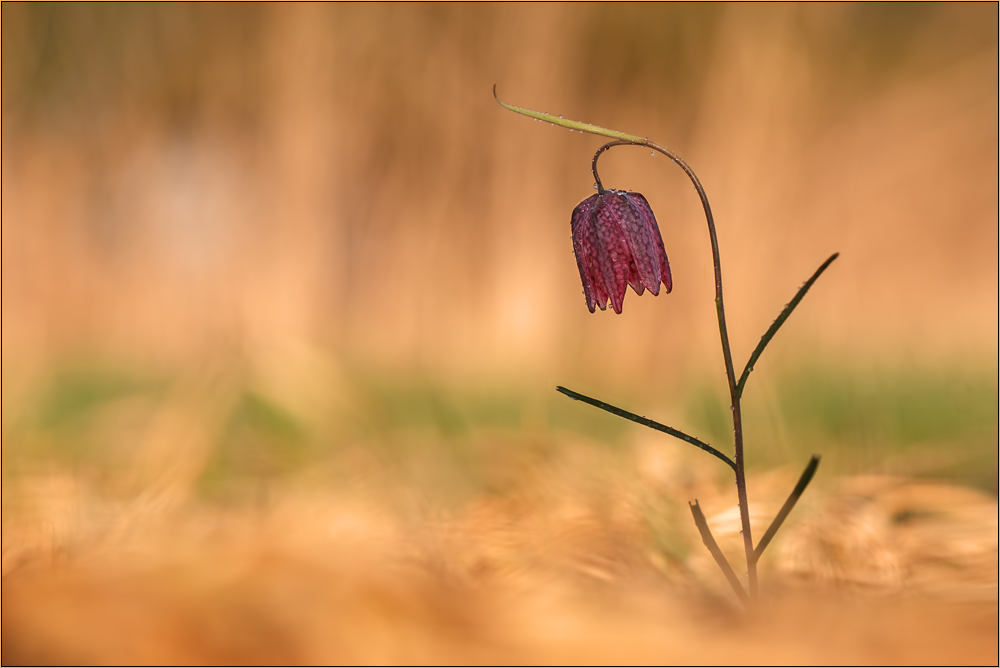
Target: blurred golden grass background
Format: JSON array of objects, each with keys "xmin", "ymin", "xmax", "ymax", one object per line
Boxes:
[{"xmin": 2, "ymin": 3, "xmax": 998, "ymax": 664}]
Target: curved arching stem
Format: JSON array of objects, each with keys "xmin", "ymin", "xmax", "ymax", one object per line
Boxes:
[
  {"xmin": 494, "ymin": 87, "xmax": 757, "ymax": 599},
  {"xmin": 591, "ymin": 146, "xmax": 607, "ymax": 194},
  {"xmin": 593, "ymin": 139, "xmax": 757, "ymax": 598}
]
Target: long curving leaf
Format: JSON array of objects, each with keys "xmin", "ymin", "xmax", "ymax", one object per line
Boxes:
[
  {"xmin": 493, "ymin": 85, "xmax": 648, "ymax": 144},
  {"xmin": 752, "ymin": 455, "xmax": 820, "ymax": 564},
  {"xmin": 737, "ymin": 253, "xmax": 839, "ymax": 398},
  {"xmin": 689, "ymin": 500, "xmax": 749, "ymax": 606},
  {"xmin": 556, "ymin": 386, "xmax": 735, "ymax": 470}
]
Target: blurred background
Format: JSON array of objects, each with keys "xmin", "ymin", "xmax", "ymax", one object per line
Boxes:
[{"xmin": 2, "ymin": 3, "xmax": 998, "ymax": 662}]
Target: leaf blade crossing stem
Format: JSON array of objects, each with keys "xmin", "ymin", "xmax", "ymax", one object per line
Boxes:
[
  {"xmin": 556, "ymin": 386, "xmax": 736, "ymax": 471},
  {"xmin": 736, "ymin": 253, "xmax": 839, "ymax": 399},
  {"xmin": 752, "ymin": 455, "xmax": 820, "ymax": 564},
  {"xmin": 689, "ymin": 500, "xmax": 749, "ymax": 606}
]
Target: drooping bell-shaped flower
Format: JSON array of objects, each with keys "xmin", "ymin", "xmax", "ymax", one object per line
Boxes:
[{"xmin": 570, "ymin": 189, "xmax": 672, "ymax": 313}]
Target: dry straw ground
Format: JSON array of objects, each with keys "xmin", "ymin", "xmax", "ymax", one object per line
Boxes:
[{"xmin": 3, "ymin": 444, "xmax": 997, "ymax": 664}]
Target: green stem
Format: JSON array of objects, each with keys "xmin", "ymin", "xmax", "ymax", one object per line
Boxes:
[
  {"xmin": 592, "ymin": 139, "xmax": 758, "ymax": 599},
  {"xmin": 496, "ymin": 87, "xmax": 757, "ymax": 598}
]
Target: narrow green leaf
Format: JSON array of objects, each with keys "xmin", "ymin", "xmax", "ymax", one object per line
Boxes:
[
  {"xmin": 556, "ymin": 386, "xmax": 735, "ymax": 471},
  {"xmin": 737, "ymin": 253, "xmax": 839, "ymax": 398},
  {"xmin": 689, "ymin": 500, "xmax": 749, "ymax": 606},
  {"xmin": 494, "ymin": 85, "xmax": 648, "ymax": 144},
  {"xmin": 752, "ymin": 455, "xmax": 820, "ymax": 564}
]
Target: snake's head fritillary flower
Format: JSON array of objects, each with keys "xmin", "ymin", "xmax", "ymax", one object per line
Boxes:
[{"xmin": 570, "ymin": 189, "xmax": 672, "ymax": 314}]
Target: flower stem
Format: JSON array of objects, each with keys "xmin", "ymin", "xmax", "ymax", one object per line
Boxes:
[
  {"xmin": 594, "ymin": 140, "xmax": 758, "ymax": 598},
  {"xmin": 494, "ymin": 88, "xmax": 757, "ymax": 598}
]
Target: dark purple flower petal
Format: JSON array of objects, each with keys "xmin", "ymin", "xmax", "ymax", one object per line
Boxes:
[
  {"xmin": 570, "ymin": 188, "xmax": 672, "ymax": 313},
  {"xmin": 625, "ymin": 192, "xmax": 672, "ymax": 295},
  {"xmin": 591, "ymin": 195, "xmax": 631, "ymax": 313},
  {"xmin": 570, "ymin": 195, "xmax": 605, "ymax": 312},
  {"xmin": 627, "ymin": 253, "xmax": 644, "ymax": 296},
  {"xmin": 600, "ymin": 191, "xmax": 659, "ymax": 296}
]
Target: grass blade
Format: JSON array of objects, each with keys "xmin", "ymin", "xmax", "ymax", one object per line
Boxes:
[
  {"xmin": 556, "ymin": 386, "xmax": 735, "ymax": 471},
  {"xmin": 736, "ymin": 253, "xmax": 839, "ymax": 398},
  {"xmin": 494, "ymin": 85, "xmax": 647, "ymax": 144},
  {"xmin": 752, "ymin": 455, "xmax": 820, "ymax": 564},
  {"xmin": 689, "ymin": 500, "xmax": 749, "ymax": 606}
]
